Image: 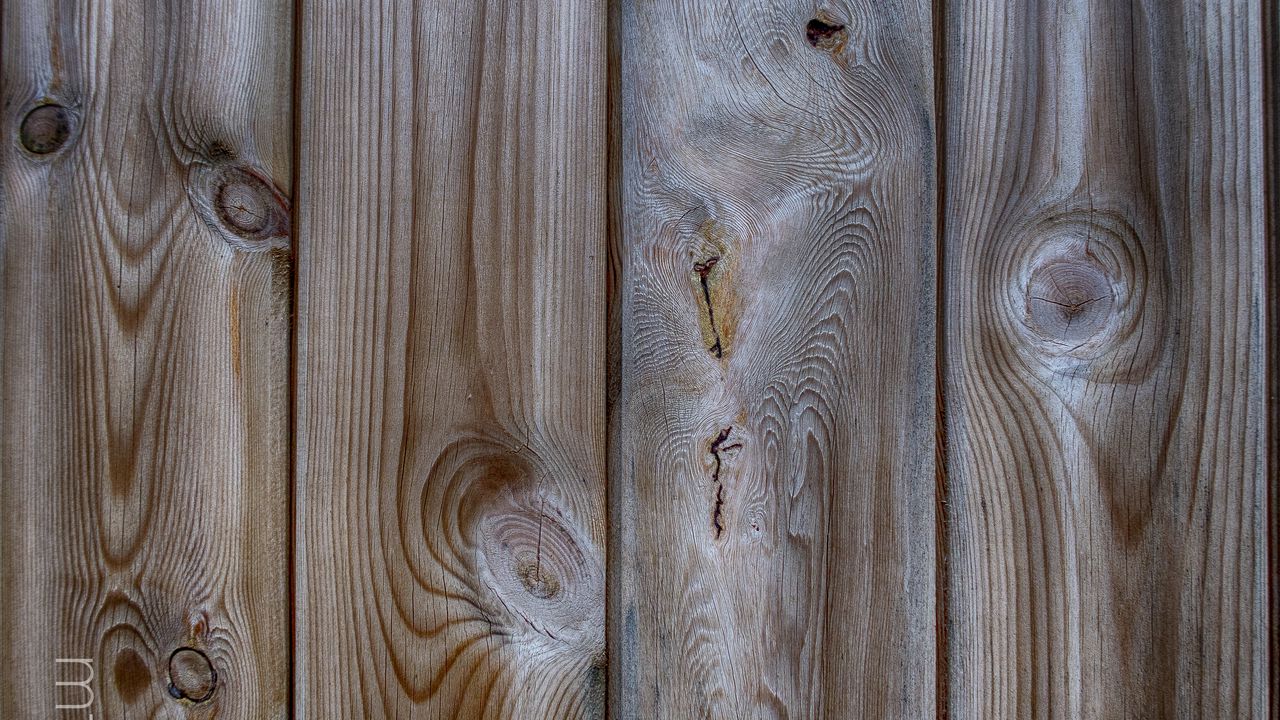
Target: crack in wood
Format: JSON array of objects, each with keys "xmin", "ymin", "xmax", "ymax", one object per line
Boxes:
[
  {"xmin": 708, "ymin": 428, "xmax": 743, "ymax": 539},
  {"xmin": 694, "ymin": 256, "xmax": 723, "ymax": 358}
]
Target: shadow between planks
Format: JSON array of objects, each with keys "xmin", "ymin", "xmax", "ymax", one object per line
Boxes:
[{"xmin": 0, "ymin": 0, "xmax": 1271, "ymax": 718}]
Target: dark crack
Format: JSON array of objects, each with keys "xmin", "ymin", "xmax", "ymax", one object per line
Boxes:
[
  {"xmin": 709, "ymin": 428, "xmax": 743, "ymax": 539},
  {"xmin": 695, "ymin": 256, "xmax": 723, "ymax": 358}
]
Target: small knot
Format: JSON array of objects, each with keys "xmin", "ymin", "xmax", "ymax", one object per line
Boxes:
[
  {"xmin": 215, "ymin": 168, "xmax": 287, "ymax": 240},
  {"xmin": 516, "ymin": 556, "xmax": 562, "ymax": 599},
  {"xmin": 167, "ymin": 647, "xmax": 216, "ymax": 703},
  {"xmin": 805, "ymin": 17, "xmax": 847, "ymax": 51},
  {"xmin": 187, "ymin": 162, "xmax": 290, "ymax": 251},
  {"xmin": 19, "ymin": 104, "xmax": 72, "ymax": 154}
]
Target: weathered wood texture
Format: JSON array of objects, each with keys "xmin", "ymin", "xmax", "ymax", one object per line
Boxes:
[
  {"xmin": 0, "ymin": 0, "xmax": 293, "ymax": 717},
  {"xmin": 1265, "ymin": 0, "xmax": 1279, "ymax": 714},
  {"xmin": 609, "ymin": 0, "xmax": 938, "ymax": 716},
  {"xmin": 942, "ymin": 0, "xmax": 1270, "ymax": 716},
  {"xmin": 294, "ymin": 0, "xmax": 607, "ymax": 716}
]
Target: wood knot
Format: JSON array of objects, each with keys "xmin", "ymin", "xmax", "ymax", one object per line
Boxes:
[
  {"xmin": 1025, "ymin": 257, "xmax": 1114, "ymax": 345},
  {"xmin": 167, "ymin": 647, "xmax": 216, "ymax": 704},
  {"xmin": 187, "ymin": 162, "xmax": 290, "ymax": 251},
  {"xmin": 19, "ymin": 104, "xmax": 72, "ymax": 154},
  {"xmin": 479, "ymin": 494, "xmax": 603, "ymax": 644},
  {"xmin": 516, "ymin": 556, "xmax": 562, "ymax": 599},
  {"xmin": 805, "ymin": 17, "xmax": 846, "ymax": 51}
]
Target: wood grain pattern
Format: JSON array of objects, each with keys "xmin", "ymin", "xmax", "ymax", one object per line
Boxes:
[
  {"xmin": 1265, "ymin": 0, "xmax": 1279, "ymax": 711},
  {"xmin": 294, "ymin": 0, "xmax": 607, "ymax": 716},
  {"xmin": 942, "ymin": 0, "xmax": 1270, "ymax": 716},
  {"xmin": 0, "ymin": 0, "xmax": 293, "ymax": 717},
  {"xmin": 609, "ymin": 0, "xmax": 937, "ymax": 716}
]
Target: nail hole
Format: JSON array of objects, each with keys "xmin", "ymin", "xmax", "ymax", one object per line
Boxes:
[
  {"xmin": 19, "ymin": 104, "xmax": 72, "ymax": 154},
  {"xmin": 805, "ymin": 18, "xmax": 847, "ymax": 51}
]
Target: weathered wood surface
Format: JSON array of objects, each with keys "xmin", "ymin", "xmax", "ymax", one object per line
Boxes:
[
  {"xmin": 1266, "ymin": 0, "xmax": 1279, "ymax": 712},
  {"xmin": 609, "ymin": 0, "xmax": 938, "ymax": 716},
  {"xmin": 0, "ymin": 0, "xmax": 1272, "ymax": 717},
  {"xmin": 942, "ymin": 0, "xmax": 1270, "ymax": 716},
  {"xmin": 0, "ymin": 0, "xmax": 293, "ymax": 717},
  {"xmin": 294, "ymin": 0, "xmax": 608, "ymax": 716}
]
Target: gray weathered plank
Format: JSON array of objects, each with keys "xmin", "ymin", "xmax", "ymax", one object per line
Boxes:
[{"xmin": 609, "ymin": 0, "xmax": 938, "ymax": 716}]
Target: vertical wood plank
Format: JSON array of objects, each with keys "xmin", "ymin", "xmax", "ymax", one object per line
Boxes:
[
  {"xmin": 0, "ymin": 0, "xmax": 293, "ymax": 717},
  {"xmin": 1265, "ymin": 0, "xmax": 1279, "ymax": 710},
  {"xmin": 294, "ymin": 0, "xmax": 607, "ymax": 716},
  {"xmin": 609, "ymin": 0, "xmax": 938, "ymax": 716},
  {"xmin": 942, "ymin": 0, "xmax": 1270, "ymax": 716}
]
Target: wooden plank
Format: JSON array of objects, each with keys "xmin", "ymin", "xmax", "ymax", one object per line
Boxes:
[
  {"xmin": 1265, "ymin": 0, "xmax": 1279, "ymax": 713},
  {"xmin": 942, "ymin": 0, "xmax": 1270, "ymax": 716},
  {"xmin": 0, "ymin": 0, "xmax": 293, "ymax": 717},
  {"xmin": 609, "ymin": 0, "xmax": 938, "ymax": 716},
  {"xmin": 294, "ymin": 0, "xmax": 607, "ymax": 716}
]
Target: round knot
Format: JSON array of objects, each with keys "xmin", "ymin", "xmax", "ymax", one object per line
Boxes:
[
  {"xmin": 217, "ymin": 176, "xmax": 274, "ymax": 235},
  {"xmin": 20, "ymin": 104, "xmax": 72, "ymax": 154},
  {"xmin": 186, "ymin": 162, "xmax": 290, "ymax": 251},
  {"xmin": 479, "ymin": 495, "xmax": 603, "ymax": 643},
  {"xmin": 167, "ymin": 647, "xmax": 216, "ymax": 703},
  {"xmin": 1025, "ymin": 257, "xmax": 1114, "ymax": 345}
]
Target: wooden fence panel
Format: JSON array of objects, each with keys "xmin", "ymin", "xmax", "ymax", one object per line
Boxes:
[
  {"xmin": 941, "ymin": 0, "xmax": 1270, "ymax": 716},
  {"xmin": 0, "ymin": 0, "xmax": 293, "ymax": 717},
  {"xmin": 294, "ymin": 0, "xmax": 608, "ymax": 716},
  {"xmin": 0, "ymin": 0, "xmax": 1272, "ymax": 717},
  {"xmin": 609, "ymin": 0, "xmax": 939, "ymax": 716}
]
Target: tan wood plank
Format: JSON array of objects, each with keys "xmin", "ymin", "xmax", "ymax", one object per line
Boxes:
[
  {"xmin": 294, "ymin": 0, "xmax": 607, "ymax": 716},
  {"xmin": 0, "ymin": 0, "xmax": 294, "ymax": 717},
  {"xmin": 608, "ymin": 0, "xmax": 938, "ymax": 716},
  {"xmin": 942, "ymin": 0, "xmax": 1270, "ymax": 716}
]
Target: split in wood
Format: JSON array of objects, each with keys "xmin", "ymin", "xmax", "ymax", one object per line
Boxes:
[
  {"xmin": 694, "ymin": 256, "xmax": 724, "ymax": 358},
  {"xmin": 19, "ymin": 104, "xmax": 72, "ymax": 155},
  {"xmin": 708, "ymin": 428, "xmax": 743, "ymax": 539}
]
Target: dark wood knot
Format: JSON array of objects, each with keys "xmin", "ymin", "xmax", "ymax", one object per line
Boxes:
[
  {"xmin": 19, "ymin": 104, "xmax": 72, "ymax": 154},
  {"xmin": 187, "ymin": 162, "xmax": 290, "ymax": 251},
  {"xmin": 213, "ymin": 167, "xmax": 289, "ymax": 242}
]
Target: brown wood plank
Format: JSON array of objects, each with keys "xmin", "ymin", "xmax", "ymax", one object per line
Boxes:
[
  {"xmin": 942, "ymin": 0, "xmax": 1270, "ymax": 716},
  {"xmin": 0, "ymin": 0, "xmax": 293, "ymax": 717},
  {"xmin": 294, "ymin": 0, "xmax": 607, "ymax": 716},
  {"xmin": 608, "ymin": 0, "xmax": 938, "ymax": 716}
]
